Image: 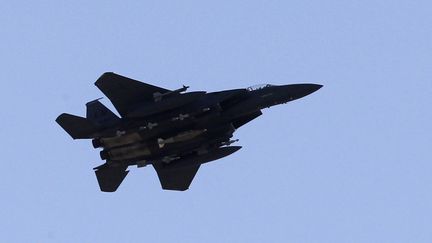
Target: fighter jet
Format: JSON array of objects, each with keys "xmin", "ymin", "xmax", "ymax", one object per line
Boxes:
[{"xmin": 56, "ymin": 72, "xmax": 322, "ymax": 192}]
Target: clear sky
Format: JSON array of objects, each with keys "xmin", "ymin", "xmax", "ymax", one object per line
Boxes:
[{"xmin": 1, "ymin": 0, "xmax": 431, "ymax": 242}]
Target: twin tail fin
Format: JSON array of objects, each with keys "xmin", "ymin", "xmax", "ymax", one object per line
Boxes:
[{"xmin": 56, "ymin": 99, "xmax": 119, "ymax": 139}]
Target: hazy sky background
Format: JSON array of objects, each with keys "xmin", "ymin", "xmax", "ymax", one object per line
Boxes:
[{"xmin": 1, "ymin": 0, "xmax": 431, "ymax": 242}]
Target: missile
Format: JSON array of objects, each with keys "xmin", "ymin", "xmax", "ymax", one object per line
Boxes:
[
  {"xmin": 171, "ymin": 113, "xmax": 190, "ymax": 121},
  {"xmin": 153, "ymin": 85, "xmax": 190, "ymax": 102},
  {"xmin": 221, "ymin": 139, "xmax": 239, "ymax": 146}
]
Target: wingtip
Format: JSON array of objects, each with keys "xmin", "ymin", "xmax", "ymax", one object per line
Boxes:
[
  {"xmin": 95, "ymin": 72, "xmax": 119, "ymax": 86},
  {"xmin": 55, "ymin": 113, "xmax": 69, "ymax": 123}
]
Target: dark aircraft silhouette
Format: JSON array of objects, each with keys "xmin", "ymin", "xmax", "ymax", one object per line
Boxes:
[{"xmin": 56, "ymin": 72, "xmax": 322, "ymax": 192}]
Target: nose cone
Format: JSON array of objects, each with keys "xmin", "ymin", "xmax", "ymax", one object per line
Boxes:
[{"xmin": 280, "ymin": 83, "xmax": 323, "ymax": 101}]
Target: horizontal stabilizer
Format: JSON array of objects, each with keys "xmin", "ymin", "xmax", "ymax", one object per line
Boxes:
[
  {"xmin": 153, "ymin": 163, "xmax": 200, "ymax": 191},
  {"xmin": 94, "ymin": 164, "xmax": 129, "ymax": 192},
  {"xmin": 86, "ymin": 99, "xmax": 120, "ymax": 127},
  {"xmin": 55, "ymin": 113, "xmax": 98, "ymax": 139}
]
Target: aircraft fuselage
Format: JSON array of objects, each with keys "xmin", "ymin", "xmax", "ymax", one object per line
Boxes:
[{"xmin": 56, "ymin": 72, "xmax": 322, "ymax": 192}]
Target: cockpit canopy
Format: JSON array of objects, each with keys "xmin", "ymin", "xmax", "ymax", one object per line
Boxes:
[{"xmin": 246, "ymin": 84, "xmax": 274, "ymax": 91}]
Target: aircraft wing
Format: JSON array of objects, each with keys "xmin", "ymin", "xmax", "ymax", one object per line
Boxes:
[
  {"xmin": 94, "ymin": 164, "xmax": 129, "ymax": 192},
  {"xmin": 153, "ymin": 164, "xmax": 201, "ymax": 191},
  {"xmin": 95, "ymin": 72, "xmax": 171, "ymax": 117}
]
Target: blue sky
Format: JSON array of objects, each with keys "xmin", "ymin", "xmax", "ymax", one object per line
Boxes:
[{"xmin": 1, "ymin": 0, "xmax": 431, "ymax": 242}]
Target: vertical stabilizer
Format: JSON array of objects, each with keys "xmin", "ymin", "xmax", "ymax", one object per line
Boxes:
[{"xmin": 86, "ymin": 99, "xmax": 120, "ymax": 127}]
